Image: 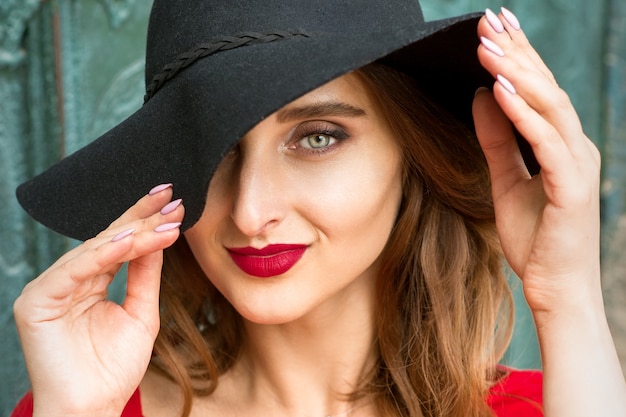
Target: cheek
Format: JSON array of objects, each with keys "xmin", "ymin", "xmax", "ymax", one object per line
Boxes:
[
  {"xmin": 298, "ymin": 149, "xmax": 403, "ymax": 251},
  {"xmin": 183, "ymin": 175, "xmax": 233, "ymax": 278}
]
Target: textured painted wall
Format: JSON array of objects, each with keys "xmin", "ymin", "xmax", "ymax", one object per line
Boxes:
[
  {"xmin": 0, "ymin": 0, "xmax": 61, "ymax": 411},
  {"xmin": 600, "ymin": 0, "xmax": 626, "ymax": 376},
  {"xmin": 1, "ymin": 0, "xmax": 624, "ymax": 414},
  {"xmin": 0, "ymin": 0, "xmax": 151, "ymax": 412}
]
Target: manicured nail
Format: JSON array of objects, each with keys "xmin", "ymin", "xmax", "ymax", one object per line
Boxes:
[
  {"xmin": 154, "ymin": 222, "xmax": 182, "ymax": 233},
  {"xmin": 501, "ymin": 7, "xmax": 521, "ymax": 30},
  {"xmin": 149, "ymin": 183, "xmax": 172, "ymax": 195},
  {"xmin": 497, "ymin": 74, "xmax": 517, "ymax": 94},
  {"xmin": 485, "ymin": 8, "xmax": 504, "ymax": 33},
  {"xmin": 111, "ymin": 228, "xmax": 136, "ymax": 242},
  {"xmin": 480, "ymin": 36, "xmax": 504, "ymax": 57},
  {"xmin": 160, "ymin": 199, "xmax": 182, "ymax": 215}
]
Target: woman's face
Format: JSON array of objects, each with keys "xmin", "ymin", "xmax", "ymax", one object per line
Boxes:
[{"xmin": 184, "ymin": 72, "xmax": 403, "ymax": 325}]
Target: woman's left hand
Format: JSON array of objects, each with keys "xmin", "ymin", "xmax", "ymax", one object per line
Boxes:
[{"xmin": 472, "ymin": 8, "xmax": 602, "ymax": 315}]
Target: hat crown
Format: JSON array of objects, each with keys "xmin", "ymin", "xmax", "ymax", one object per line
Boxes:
[{"xmin": 145, "ymin": 0, "xmax": 425, "ymax": 86}]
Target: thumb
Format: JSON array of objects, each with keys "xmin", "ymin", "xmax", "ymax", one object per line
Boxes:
[
  {"xmin": 122, "ymin": 249, "xmax": 163, "ymax": 338},
  {"xmin": 472, "ymin": 87, "xmax": 529, "ymax": 200}
]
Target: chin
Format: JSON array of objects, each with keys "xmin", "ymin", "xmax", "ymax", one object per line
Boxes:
[{"xmin": 230, "ymin": 295, "xmax": 315, "ymax": 326}]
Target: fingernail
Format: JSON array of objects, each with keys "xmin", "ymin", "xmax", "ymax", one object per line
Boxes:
[
  {"xmin": 497, "ymin": 74, "xmax": 517, "ymax": 94},
  {"xmin": 480, "ymin": 36, "xmax": 504, "ymax": 57},
  {"xmin": 485, "ymin": 8, "xmax": 504, "ymax": 33},
  {"xmin": 474, "ymin": 86, "xmax": 490, "ymax": 97},
  {"xmin": 111, "ymin": 228, "xmax": 136, "ymax": 242},
  {"xmin": 154, "ymin": 222, "xmax": 182, "ymax": 233},
  {"xmin": 149, "ymin": 183, "xmax": 172, "ymax": 195},
  {"xmin": 160, "ymin": 199, "xmax": 182, "ymax": 215},
  {"xmin": 501, "ymin": 7, "xmax": 521, "ymax": 30}
]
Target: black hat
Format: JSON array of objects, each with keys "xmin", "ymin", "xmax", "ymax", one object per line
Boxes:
[{"xmin": 16, "ymin": 0, "xmax": 514, "ymax": 241}]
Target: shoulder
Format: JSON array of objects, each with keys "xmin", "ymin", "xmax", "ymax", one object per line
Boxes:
[{"xmin": 487, "ymin": 367, "xmax": 543, "ymax": 417}]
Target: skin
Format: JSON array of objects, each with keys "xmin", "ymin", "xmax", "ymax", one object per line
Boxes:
[{"xmin": 12, "ymin": 10, "xmax": 626, "ymax": 417}]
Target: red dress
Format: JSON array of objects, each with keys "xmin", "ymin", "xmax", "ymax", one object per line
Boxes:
[{"xmin": 11, "ymin": 369, "xmax": 543, "ymax": 416}]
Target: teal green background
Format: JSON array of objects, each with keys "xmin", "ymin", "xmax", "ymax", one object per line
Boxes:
[{"xmin": 1, "ymin": 1, "xmax": 625, "ymax": 414}]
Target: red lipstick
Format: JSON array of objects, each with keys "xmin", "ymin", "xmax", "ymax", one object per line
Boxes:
[{"xmin": 227, "ymin": 244, "xmax": 308, "ymax": 278}]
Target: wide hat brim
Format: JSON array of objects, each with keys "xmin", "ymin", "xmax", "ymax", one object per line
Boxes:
[{"xmin": 16, "ymin": 12, "xmax": 537, "ymax": 241}]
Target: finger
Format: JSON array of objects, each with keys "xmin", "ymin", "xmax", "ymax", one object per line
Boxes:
[
  {"xmin": 15, "ymin": 235, "xmax": 134, "ymax": 323},
  {"xmin": 41, "ymin": 192, "xmax": 183, "ymax": 277},
  {"xmin": 481, "ymin": 8, "xmax": 555, "ymax": 83},
  {"xmin": 477, "ymin": 32, "xmax": 586, "ymax": 153},
  {"xmin": 17, "ymin": 214, "xmax": 183, "ymax": 323},
  {"xmin": 472, "ymin": 87, "xmax": 530, "ymax": 199},
  {"xmin": 489, "ymin": 81, "xmax": 583, "ymax": 194},
  {"xmin": 498, "ymin": 7, "xmax": 556, "ymax": 83},
  {"xmin": 107, "ymin": 183, "xmax": 173, "ymax": 230},
  {"xmin": 102, "ymin": 196, "xmax": 184, "ymax": 242},
  {"xmin": 481, "ymin": 80, "xmax": 600, "ymax": 212},
  {"xmin": 123, "ymin": 250, "xmax": 163, "ymax": 338},
  {"xmin": 39, "ymin": 183, "xmax": 174, "ymax": 271}
]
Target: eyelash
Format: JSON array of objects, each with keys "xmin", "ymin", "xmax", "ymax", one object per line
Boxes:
[{"xmin": 290, "ymin": 122, "xmax": 349, "ymax": 156}]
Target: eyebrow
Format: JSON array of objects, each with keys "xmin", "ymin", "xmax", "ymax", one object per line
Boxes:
[{"xmin": 275, "ymin": 101, "xmax": 367, "ymax": 123}]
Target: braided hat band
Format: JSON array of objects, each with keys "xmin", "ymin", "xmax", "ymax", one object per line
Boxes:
[{"xmin": 144, "ymin": 31, "xmax": 312, "ymax": 103}]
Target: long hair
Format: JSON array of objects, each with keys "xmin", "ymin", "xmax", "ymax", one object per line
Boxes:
[{"xmin": 152, "ymin": 63, "xmax": 514, "ymax": 417}]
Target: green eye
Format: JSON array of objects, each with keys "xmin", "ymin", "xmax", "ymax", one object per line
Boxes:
[
  {"xmin": 304, "ymin": 134, "xmax": 333, "ymax": 149},
  {"xmin": 291, "ymin": 123, "xmax": 348, "ymax": 155}
]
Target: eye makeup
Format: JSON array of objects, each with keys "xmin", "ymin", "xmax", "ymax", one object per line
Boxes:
[{"xmin": 287, "ymin": 120, "xmax": 350, "ymax": 156}]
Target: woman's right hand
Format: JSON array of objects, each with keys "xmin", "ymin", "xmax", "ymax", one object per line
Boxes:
[{"xmin": 13, "ymin": 184, "xmax": 184, "ymax": 417}]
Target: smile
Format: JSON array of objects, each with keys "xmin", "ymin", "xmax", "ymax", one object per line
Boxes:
[{"xmin": 227, "ymin": 244, "xmax": 308, "ymax": 278}]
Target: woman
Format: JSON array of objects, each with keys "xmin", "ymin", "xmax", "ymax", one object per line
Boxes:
[{"xmin": 11, "ymin": 1, "xmax": 626, "ymax": 416}]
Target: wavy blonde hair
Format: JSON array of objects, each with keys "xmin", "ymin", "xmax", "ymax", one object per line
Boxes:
[{"xmin": 152, "ymin": 63, "xmax": 514, "ymax": 417}]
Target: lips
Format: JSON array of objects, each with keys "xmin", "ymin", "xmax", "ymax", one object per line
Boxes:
[{"xmin": 227, "ymin": 244, "xmax": 308, "ymax": 278}]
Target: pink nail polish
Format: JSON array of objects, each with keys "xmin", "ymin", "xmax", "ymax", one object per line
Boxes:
[
  {"xmin": 480, "ymin": 36, "xmax": 504, "ymax": 57},
  {"xmin": 160, "ymin": 199, "xmax": 182, "ymax": 215},
  {"xmin": 501, "ymin": 7, "xmax": 521, "ymax": 30},
  {"xmin": 111, "ymin": 228, "xmax": 136, "ymax": 242},
  {"xmin": 497, "ymin": 74, "xmax": 517, "ymax": 94},
  {"xmin": 485, "ymin": 8, "xmax": 504, "ymax": 33},
  {"xmin": 149, "ymin": 183, "xmax": 173, "ymax": 195},
  {"xmin": 154, "ymin": 222, "xmax": 182, "ymax": 233}
]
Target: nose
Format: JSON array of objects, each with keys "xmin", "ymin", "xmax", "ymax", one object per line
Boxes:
[{"xmin": 230, "ymin": 143, "xmax": 287, "ymax": 237}]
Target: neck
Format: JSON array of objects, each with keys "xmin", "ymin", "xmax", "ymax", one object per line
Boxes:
[{"xmin": 226, "ymin": 275, "xmax": 378, "ymax": 416}]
